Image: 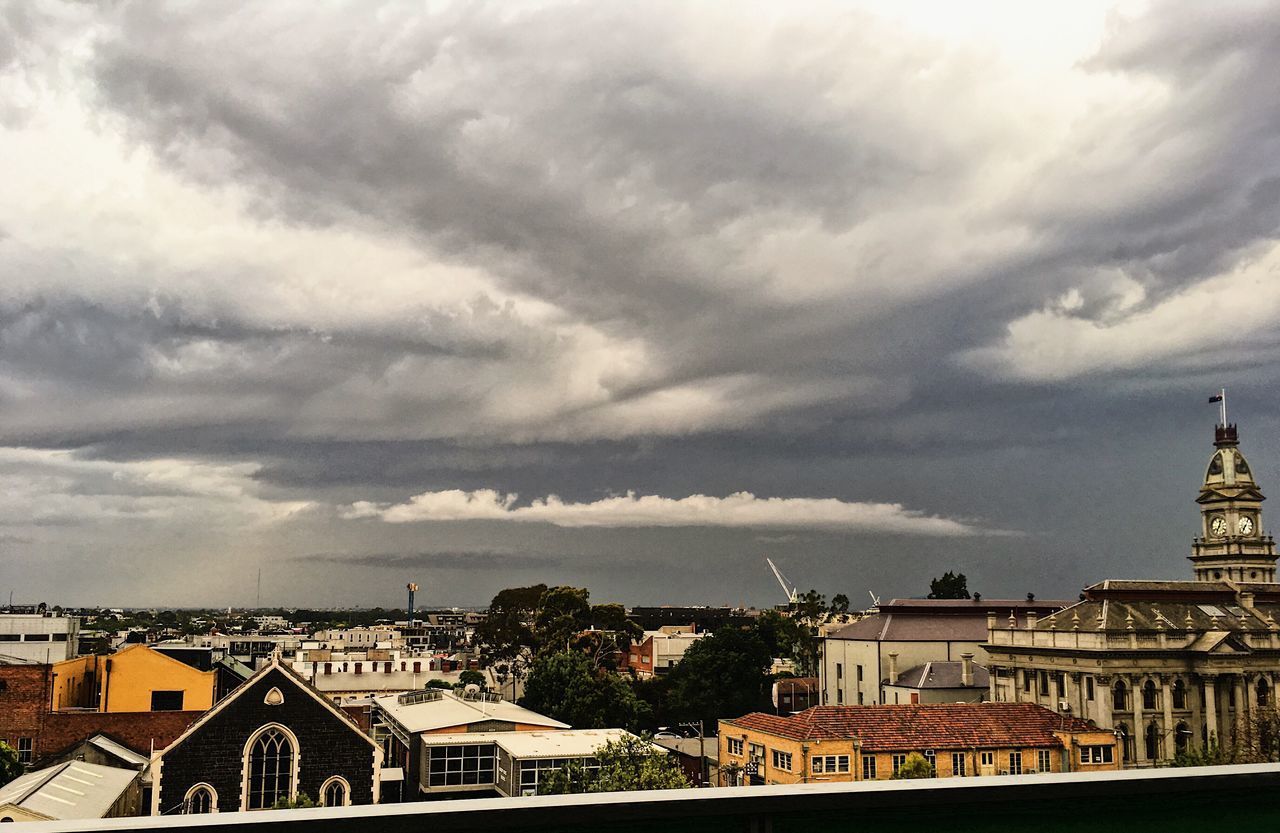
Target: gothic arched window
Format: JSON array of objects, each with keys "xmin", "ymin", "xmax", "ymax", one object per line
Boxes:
[
  {"xmin": 1142, "ymin": 680, "xmax": 1157, "ymax": 710},
  {"xmin": 184, "ymin": 784, "xmax": 216, "ymax": 814},
  {"xmin": 1115, "ymin": 723, "xmax": 1131, "ymax": 762},
  {"xmin": 245, "ymin": 726, "xmax": 297, "ymax": 810},
  {"xmin": 1172, "ymin": 679, "xmax": 1187, "ymax": 710},
  {"xmin": 1113, "ymin": 680, "xmax": 1128, "ymax": 711},
  {"xmin": 320, "ymin": 776, "xmax": 350, "ymax": 807}
]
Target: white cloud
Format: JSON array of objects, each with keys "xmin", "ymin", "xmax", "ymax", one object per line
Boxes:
[{"xmin": 349, "ymin": 488, "xmax": 993, "ymax": 536}]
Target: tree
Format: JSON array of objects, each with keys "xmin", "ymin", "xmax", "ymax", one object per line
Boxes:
[
  {"xmin": 521, "ymin": 650, "xmax": 650, "ymax": 731},
  {"xmin": 0, "ymin": 741, "xmax": 21, "ymax": 787},
  {"xmin": 455, "ymin": 669, "xmax": 487, "ymax": 692},
  {"xmin": 664, "ymin": 625, "xmax": 772, "ymax": 726},
  {"xmin": 831, "ymin": 594, "xmax": 850, "ymax": 615},
  {"xmin": 535, "ymin": 586, "xmax": 592, "ymax": 652},
  {"xmin": 424, "ymin": 678, "xmax": 454, "ymax": 690},
  {"xmin": 928, "ymin": 571, "xmax": 970, "ymax": 600},
  {"xmin": 892, "ymin": 752, "xmax": 934, "ymax": 779},
  {"xmin": 475, "ymin": 584, "xmax": 547, "ymax": 662},
  {"xmin": 540, "ymin": 734, "xmax": 690, "ymax": 794}
]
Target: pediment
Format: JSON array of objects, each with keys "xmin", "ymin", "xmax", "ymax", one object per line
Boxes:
[
  {"xmin": 1191, "ymin": 632, "xmax": 1253, "ymax": 654},
  {"xmin": 1198, "ymin": 487, "xmax": 1266, "ymax": 504}
]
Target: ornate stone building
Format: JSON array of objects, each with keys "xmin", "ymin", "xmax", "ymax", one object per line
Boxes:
[{"xmin": 985, "ymin": 423, "xmax": 1280, "ymax": 766}]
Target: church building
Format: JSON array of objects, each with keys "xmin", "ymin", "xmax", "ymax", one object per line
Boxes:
[{"xmin": 985, "ymin": 423, "xmax": 1280, "ymax": 767}]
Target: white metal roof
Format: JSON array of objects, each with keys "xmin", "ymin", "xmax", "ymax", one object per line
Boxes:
[
  {"xmin": 374, "ymin": 690, "xmax": 568, "ymax": 734},
  {"xmin": 0, "ymin": 762, "xmax": 137, "ymax": 820},
  {"xmin": 415, "ymin": 728, "xmax": 638, "ymax": 759},
  {"xmin": 86, "ymin": 734, "xmax": 150, "ymax": 768}
]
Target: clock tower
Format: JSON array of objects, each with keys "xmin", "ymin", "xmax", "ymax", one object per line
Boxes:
[{"xmin": 1190, "ymin": 423, "xmax": 1277, "ymax": 582}]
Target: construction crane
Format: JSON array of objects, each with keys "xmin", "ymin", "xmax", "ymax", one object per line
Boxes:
[{"xmin": 765, "ymin": 557, "xmax": 799, "ymax": 605}]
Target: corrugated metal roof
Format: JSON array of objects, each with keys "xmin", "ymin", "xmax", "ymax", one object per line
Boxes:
[
  {"xmin": 0, "ymin": 762, "xmax": 136, "ymax": 820},
  {"xmin": 374, "ymin": 690, "xmax": 568, "ymax": 734}
]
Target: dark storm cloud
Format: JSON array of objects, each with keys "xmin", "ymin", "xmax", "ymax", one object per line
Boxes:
[{"xmin": 2, "ymin": 1, "xmax": 1280, "ymax": 605}]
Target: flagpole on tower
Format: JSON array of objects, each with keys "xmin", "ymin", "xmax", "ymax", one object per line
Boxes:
[{"xmin": 1220, "ymin": 387, "xmax": 1227, "ymax": 427}]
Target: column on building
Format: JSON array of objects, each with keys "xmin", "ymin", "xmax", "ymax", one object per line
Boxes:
[
  {"xmin": 1014, "ymin": 668, "xmax": 1025, "ymax": 704},
  {"xmin": 1219, "ymin": 675, "xmax": 1233, "ymax": 742},
  {"xmin": 1233, "ymin": 674, "xmax": 1247, "ymax": 739},
  {"xmin": 1161, "ymin": 674, "xmax": 1174, "ymax": 761},
  {"xmin": 1132, "ymin": 675, "xmax": 1146, "ymax": 764},
  {"xmin": 1203, "ymin": 674, "xmax": 1219, "ymax": 743},
  {"xmin": 1096, "ymin": 675, "xmax": 1113, "ymax": 730}
]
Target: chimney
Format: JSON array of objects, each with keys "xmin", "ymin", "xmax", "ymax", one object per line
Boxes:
[
  {"xmin": 1241, "ymin": 590, "xmax": 1256, "ymax": 609},
  {"xmin": 960, "ymin": 653, "xmax": 974, "ymax": 687},
  {"xmin": 1026, "ymin": 611, "xmax": 1038, "ymax": 630},
  {"xmin": 986, "ymin": 612, "xmax": 997, "ymax": 632},
  {"xmin": 888, "ymin": 652, "xmax": 899, "ymax": 685}
]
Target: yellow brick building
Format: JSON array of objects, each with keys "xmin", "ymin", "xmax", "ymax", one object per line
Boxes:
[
  {"xmin": 718, "ymin": 703, "xmax": 1118, "ymax": 786},
  {"xmin": 51, "ymin": 644, "xmax": 216, "ymax": 713}
]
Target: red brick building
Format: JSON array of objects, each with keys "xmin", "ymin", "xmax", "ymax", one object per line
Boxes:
[{"xmin": 0, "ymin": 662, "xmax": 53, "ymax": 766}]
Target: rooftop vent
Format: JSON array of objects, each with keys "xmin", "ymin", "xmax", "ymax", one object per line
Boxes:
[{"xmin": 397, "ymin": 689, "xmax": 444, "ymax": 706}]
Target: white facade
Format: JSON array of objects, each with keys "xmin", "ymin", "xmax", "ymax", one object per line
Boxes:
[{"xmin": 0, "ymin": 613, "xmax": 79, "ymax": 663}]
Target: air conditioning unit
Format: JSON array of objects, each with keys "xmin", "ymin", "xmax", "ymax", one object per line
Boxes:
[{"xmin": 1059, "ymin": 700, "xmax": 1071, "ymax": 711}]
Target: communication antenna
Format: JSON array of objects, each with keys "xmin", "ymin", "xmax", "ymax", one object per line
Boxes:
[
  {"xmin": 256, "ymin": 568, "xmax": 262, "ymax": 609},
  {"xmin": 765, "ymin": 557, "xmax": 799, "ymax": 605}
]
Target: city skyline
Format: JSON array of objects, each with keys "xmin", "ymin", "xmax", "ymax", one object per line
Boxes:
[{"xmin": 3, "ymin": 2, "xmax": 1280, "ymax": 607}]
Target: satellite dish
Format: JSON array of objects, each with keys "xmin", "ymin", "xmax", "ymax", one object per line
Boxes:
[{"xmin": 464, "ymin": 683, "xmax": 481, "ymax": 698}]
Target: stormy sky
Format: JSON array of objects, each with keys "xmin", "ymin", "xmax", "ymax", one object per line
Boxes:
[{"xmin": 2, "ymin": 1, "xmax": 1280, "ymax": 609}]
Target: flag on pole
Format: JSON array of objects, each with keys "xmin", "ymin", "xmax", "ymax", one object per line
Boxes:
[{"xmin": 1209, "ymin": 394, "xmax": 1224, "ymax": 403}]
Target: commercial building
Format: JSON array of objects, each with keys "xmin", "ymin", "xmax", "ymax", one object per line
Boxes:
[
  {"xmin": 986, "ymin": 423, "xmax": 1280, "ymax": 766},
  {"xmin": 371, "ymin": 688, "xmax": 568, "ymax": 799},
  {"xmin": 718, "ymin": 703, "xmax": 1118, "ymax": 786},
  {"xmin": 0, "ymin": 610, "xmax": 80, "ymax": 664}
]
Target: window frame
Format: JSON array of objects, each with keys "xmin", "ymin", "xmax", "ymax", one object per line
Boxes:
[
  {"xmin": 727, "ymin": 738, "xmax": 744, "ymax": 757},
  {"xmin": 240, "ymin": 723, "xmax": 300, "ymax": 811},
  {"xmin": 862, "ymin": 755, "xmax": 877, "ymax": 780},
  {"xmin": 184, "ymin": 783, "xmax": 218, "ymax": 814},
  {"xmin": 771, "ymin": 749, "xmax": 792, "ymax": 772},
  {"xmin": 1037, "ymin": 749, "xmax": 1052, "ymax": 773},
  {"xmin": 1008, "ymin": 751, "xmax": 1023, "ymax": 775},
  {"xmin": 951, "ymin": 752, "xmax": 966, "ymax": 776},
  {"xmin": 320, "ymin": 776, "xmax": 351, "ymax": 807}
]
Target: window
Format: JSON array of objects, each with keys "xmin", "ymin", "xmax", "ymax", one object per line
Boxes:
[
  {"xmin": 1037, "ymin": 750, "xmax": 1052, "ymax": 773},
  {"xmin": 727, "ymin": 738, "xmax": 744, "ymax": 757},
  {"xmin": 1113, "ymin": 680, "xmax": 1127, "ymax": 711},
  {"xmin": 1080, "ymin": 745, "xmax": 1114, "ymax": 764},
  {"xmin": 519, "ymin": 756, "xmax": 600, "ymax": 795},
  {"xmin": 771, "ymin": 750, "xmax": 792, "ymax": 771},
  {"xmin": 245, "ymin": 726, "xmax": 296, "ymax": 810},
  {"xmin": 748, "ymin": 743, "xmax": 765, "ymax": 762},
  {"xmin": 836, "ymin": 688, "xmax": 844, "ymax": 705},
  {"xmin": 1173, "ymin": 679, "xmax": 1187, "ymax": 709},
  {"xmin": 862, "ymin": 755, "xmax": 877, "ymax": 780},
  {"xmin": 890, "ymin": 754, "xmax": 906, "ymax": 775},
  {"xmin": 1039, "ymin": 671, "xmax": 1049, "ymax": 696},
  {"xmin": 1086, "ymin": 676, "xmax": 1095, "ymax": 701},
  {"xmin": 812, "ymin": 755, "xmax": 849, "ymax": 775},
  {"xmin": 857, "ymin": 665, "xmax": 864, "ymax": 682},
  {"xmin": 1142, "ymin": 680, "xmax": 1157, "ymax": 710},
  {"xmin": 16, "ymin": 738, "xmax": 31, "ymax": 765},
  {"xmin": 980, "ymin": 751, "xmax": 994, "ymax": 767},
  {"xmin": 951, "ymin": 752, "xmax": 966, "ymax": 776},
  {"xmin": 151, "ymin": 690, "xmax": 185, "ymax": 711},
  {"xmin": 836, "ymin": 663, "xmax": 843, "ymax": 680},
  {"xmin": 857, "ymin": 692, "xmax": 864, "ymax": 705},
  {"xmin": 1259, "ymin": 679, "xmax": 1271, "ymax": 708},
  {"xmin": 428, "ymin": 744, "xmax": 497, "ymax": 788},
  {"xmin": 184, "ymin": 784, "xmax": 216, "ymax": 814},
  {"xmin": 1022, "ymin": 671, "xmax": 1030, "ymax": 692},
  {"xmin": 320, "ymin": 777, "xmax": 350, "ymax": 807},
  {"xmin": 922, "ymin": 750, "xmax": 937, "ymax": 776},
  {"xmin": 1008, "ymin": 751, "xmax": 1023, "ymax": 775}
]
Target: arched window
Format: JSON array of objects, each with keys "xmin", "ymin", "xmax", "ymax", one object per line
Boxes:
[
  {"xmin": 1175, "ymin": 721, "xmax": 1191, "ymax": 753},
  {"xmin": 1115, "ymin": 723, "xmax": 1131, "ymax": 763},
  {"xmin": 1172, "ymin": 679, "xmax": 1187, "ymax": 710},
  {"xmin": 245, "ymin": 725, "xmax": 297, "ymax": 810},
  {"xmin": 1258, "ymin": 678, "xmax": 1271, "ymax": 708},
  {"xmin": 1113, "ymin": 680, "xmax": 1128, "ymax": 711},
  {"xmin": 320, "ymin": 776, "xmax": 350, "ymax": 807},
  {"xmin": 184, "ymin": 784, "xmax": 217, "ymax": 814},
  {"xmin": 1145, "ymin": 721, "xmax": 1159, "ymax": 760},
  {"xmin": 1142, "ymin": 680, "xmax": 1157, "ymax": 710}
]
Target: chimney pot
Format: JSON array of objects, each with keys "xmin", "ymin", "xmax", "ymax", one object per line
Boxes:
[
  {"xmin": 888, "ymin": 652, "xmax": 899, "ymax": 685},
  {"xmin": 960, "ymin": 653, "xmax": 974, "ymax": 687}
]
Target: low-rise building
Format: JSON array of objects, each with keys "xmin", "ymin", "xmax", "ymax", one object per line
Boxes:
[
  {"xmin": 371, "ymin": 688, "xmax": 568, "ymax": 800},
  {"xmin": 625, "ymin": 626, "xmax": 704, "ymax": 678},
  {"xmin": 718, "ymin": 703, "xmax": 1118, "ymax": 786},
  {"xmin": 772, "ymin": 677, "xmax": 819, "ymax": 714},
  {"xmin": 882, "ymin": 655, "xmax": 989, "ymax": 704},
  {"xmin": 51, "ymin": 644, "xmax": 217, "ymax": 713},
  {"xmin": 0, "ymin": 761, "xmax": 142, "ymax": 822},
  {"xmin": 0, "ymin": 611, "xmax": 80, "ymax": 664}
]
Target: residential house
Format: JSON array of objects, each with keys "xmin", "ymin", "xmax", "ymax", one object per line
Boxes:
[{"xmin": 720, "ymin": 703, "xmax": 1117, "ymax": 786}]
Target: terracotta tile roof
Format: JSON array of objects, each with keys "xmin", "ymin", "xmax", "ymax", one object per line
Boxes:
[{"xmin": 722, "ymin": 704, "xmax": 1096, "ymax": 751}]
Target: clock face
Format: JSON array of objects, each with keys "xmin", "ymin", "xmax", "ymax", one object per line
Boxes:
[
  {"xmin": 1239, "ymin": 516, "xmax": 1256, "ymax": 536},
  {"xmin": 1210, "ymin": 516, "xmax": 1228, "ymax": 537}
]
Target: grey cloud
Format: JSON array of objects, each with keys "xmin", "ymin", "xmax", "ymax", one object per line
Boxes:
[{"xmin": 300, "ymin": 550, "xmax": 564, "ymax": 572}]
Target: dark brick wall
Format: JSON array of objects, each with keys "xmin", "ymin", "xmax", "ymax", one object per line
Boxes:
[
  {"xmin": 155, "ymin": 667, "xmax": 378, "ymax": 814},
  {"xmin": 39, "ymin": 710, "xmax": 202, "ymax": 760},
  {"xmin": 0, "ymin": 664, "xmax": 51, "ymax": 753}
]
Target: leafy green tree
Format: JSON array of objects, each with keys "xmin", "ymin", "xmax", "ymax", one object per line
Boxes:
[
  {"xmin": 424, "ymin": 678, "xmax": 454, "ymax": 690},
  {"xmin": 270, "ymin": 791, "xmax": 316, "ymax": 809},
  {"xmin": 540, "ymin": 734, "xmax": 690, "ymax": 794},
  {"xmin": 664, "ymin": 625, "xmax": 772, "ymax": 726},
  {"xmin": 536, "ymin": 586, "xmax": 592, "ymax": 651},
  {"xmin": 892, "ymin": 752, "xmax": 934, "ymax": 779},
  {"xmin": 455, "ymin": 669, "xmax": 487, "ymax": 691},
  {"xmin": 0, "ymin": 741, "xmax": 22, "ymax": 786},
  {"xmin": 521, "ymin": 651, "xmax": 650, "ymax": 730},
  {"xmin": 928, "ymin": 571, "xmax": 970, "ymax": 599},
  {"xmin": 831, "ymin": 593, "xmax": 851, "ymax": 615},
  {"xmin": 1171, "ymin": 741, "xmax": 1235, "ymax": 768},
  {"xmin": 475, "ymin": 584, "xmax": 546, "ymax": 662}
]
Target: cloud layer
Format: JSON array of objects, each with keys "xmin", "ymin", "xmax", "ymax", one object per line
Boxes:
[{"xmin": 350, "ymin": 489, "xmax": 988, "ymax": 536}]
